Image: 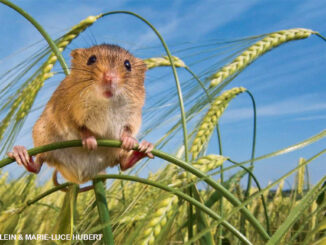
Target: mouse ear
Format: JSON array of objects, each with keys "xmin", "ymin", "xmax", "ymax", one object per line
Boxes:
[{"xmin": 70, "ymin": 49, "xmax": 84, "ymax": 59}]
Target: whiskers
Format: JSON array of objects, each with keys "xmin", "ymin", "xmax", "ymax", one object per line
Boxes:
[
  {"xmin": 65, "ymin": 77, "xmax": 95, "ymax": 93},
  {"xmin": 70, "ymin": 67, "xmax": 96, "ymax": 75},
  {"xmin": 54, "ymin": 66, "xmax": 97, "ymax": 75},
  {"xmin": 65, "ymin": 80, "xmax": 95, "ymax": 112}
]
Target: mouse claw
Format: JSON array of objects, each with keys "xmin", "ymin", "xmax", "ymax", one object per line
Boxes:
[
  {"xmin": 82, "ymin": 136, "xmax": 98, "ymax": 150},
  {"xmin": 138, "ymin": 140, "xmax": 154, "ymax": 159},
  {"xmin": 121, "ymin": 136, "xmax": 138, "ymax": 151},
  {"xmin": 8, "ymin": 145, "xmax": 41, "ymax": 173}
]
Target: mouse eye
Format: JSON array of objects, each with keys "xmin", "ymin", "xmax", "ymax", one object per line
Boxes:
[
  {"xmin": 124, "ymin": 60, "xmax": 131, "ymax": 71},
  {"xmin": 87, "ymin": 55, "xmax": 97, "ymax": 65}
]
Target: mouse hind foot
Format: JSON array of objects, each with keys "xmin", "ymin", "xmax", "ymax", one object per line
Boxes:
[{"xmin": 7, "ymin": 146, "xmax": 43, "ymax": 173}]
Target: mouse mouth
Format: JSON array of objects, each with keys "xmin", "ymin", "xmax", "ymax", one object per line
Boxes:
[
  {"xmin": 103, "ymin": 90, "xmax": 113, "ymax": 98},
  {"xmin": 102, "ymin": 84, "xmax": 117, "ymax": 98},
  {"xmin": 101, "ymin": 71, "xmax": 118, "ymax": 99}
]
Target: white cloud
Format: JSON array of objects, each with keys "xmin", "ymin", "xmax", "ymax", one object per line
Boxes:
[
  {"xmin": 175, "ymin": 0, "xmax": 260, "ymax": 39},
  {"xmin": 270, "ymin": 1, "xmax": 326, "ymax": 31},
  {"xmin": 221, "ymin": 93, "xmax": 326, "ymax": 123},
  {"xmin": 127, "ymin": 0, "xmax": 261, "ymax": 47},
  {"xmin": 133, "ymin": 18, "xmax": 180, "ymax": 48},
  {"xmin": 293, "ymin": 115, "xmax": 326, "ymax": 121}
]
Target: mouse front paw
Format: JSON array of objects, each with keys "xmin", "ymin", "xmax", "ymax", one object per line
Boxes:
[
  {"xmin": 138, "ymin": 140, "xmax": 154, "ymax": 159},
  {"xmin": 121, "ymin": 135, "xmax": 138, "ymax": 151},
  {"xmin": 82, "ymin": 136, "xmax": 97, "ymax": 150}
]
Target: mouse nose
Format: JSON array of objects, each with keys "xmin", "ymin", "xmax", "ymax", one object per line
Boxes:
[{"xmin": 103, "ymin": 71, "xmax": 118, "ymax": 85}]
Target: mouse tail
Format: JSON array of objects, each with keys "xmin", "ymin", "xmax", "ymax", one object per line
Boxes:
[
  {"xmin": 52, "ymin": 169, "xmax": 69, "ymax": 192},
  {"xmin": 52, "ymin": 169, "xmax": 94, "ymax": 193}
]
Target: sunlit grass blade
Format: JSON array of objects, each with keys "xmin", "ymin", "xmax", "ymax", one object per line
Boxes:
[
  {"xmin": 237, "ymin": 130, "xmax": 326, "ymax": 165},
  {"xmin": 267, "ymin": 176, "xmax": 326, "ymax": 245},
  {"xmin": 216, "ymin": 149, "xmax": 326, "ymax": 235},
  {"xmin": 297, "ymin": 158, "xmax": 306, "ymax": 195},
  {"xmin": 52, "ymin": 185, "xmax": 78, "ymax": 235}
]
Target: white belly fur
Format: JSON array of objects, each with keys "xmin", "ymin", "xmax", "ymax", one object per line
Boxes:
[
  {"xmin": 50, "ymin": 147, "xmax": 120, "ymax": 183},
  {"xmin": 44, "ymin": 98, "xmax": 137, "ymax": 184}
]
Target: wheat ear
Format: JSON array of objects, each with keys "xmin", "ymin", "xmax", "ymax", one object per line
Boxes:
[
  {"xmin": 190, "ymin": 87, "xmax": 246, "ymax": 158},
  {"xmin": 209, "ymin": 28, "xmax": 316, "ymax": 87},
  {"xmin": 144, "ymin": 56, "xmax": 186, "ymax": 69},
  {"xmin": 141, "ymin": 154, "xmax": 226, "ymax": 244},
  {"xmin": 297, "ymin": 158, "xmax": 306, "ymax": 195},
  {"xmin": 137, "ymin": 196, "xmax": 178, "ymax": 245}
]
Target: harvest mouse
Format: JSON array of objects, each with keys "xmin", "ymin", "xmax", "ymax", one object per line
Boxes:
[{"xmin": 8, "ymin": 44, "xmax": 153, "ymax": 184}]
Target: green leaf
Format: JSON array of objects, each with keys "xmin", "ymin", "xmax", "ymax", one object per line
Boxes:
[
  {"xmin": 52, "ymin": 185, "xmax": 78, "ymax": 238},
  {"xmin": 205, "ymin": 170, "xmax": 247, "ymax": 208},
  {"xmin": 316, "ymin": 180, "xmax": 326, "ymax": 205},
  {"xmin": 267, "ymin": 176, "xmax": 326, "ymax": 245},
  {"xmin": 193, "ymin": 186, "xmax": 215, "ymax": 245},
  {"xmin": 0, "ymin": 210, "xmax": 20, "ymax": 234}
]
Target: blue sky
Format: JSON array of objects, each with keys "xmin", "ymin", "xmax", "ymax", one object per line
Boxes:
[{"xmin": 0, "ymin": 0, "xmax": 325, "ymax": 188}]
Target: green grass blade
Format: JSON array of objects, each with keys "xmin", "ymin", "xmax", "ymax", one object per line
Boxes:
[
  {"xmin": 267, "ymin": 176, "xmax": 326, "ymax": 245},
  {"xmin": 52, "ymin": 185, "xmax": 77, "ymax": 235},
  {"xmin": 238, "ymin": 130, "xmax": 326, "ymax": 165},
  {"xmin": 192, "ymin": 185, "xmax": 214, "ymax": 245},
  {"xmin": 93, "ymin": 179, "xmax": 114, "ymax": 245}
]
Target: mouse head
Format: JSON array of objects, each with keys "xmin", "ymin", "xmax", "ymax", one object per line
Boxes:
[{"xmin": 70, "ymin": 44, "xmax": 147, "ymax": 104}]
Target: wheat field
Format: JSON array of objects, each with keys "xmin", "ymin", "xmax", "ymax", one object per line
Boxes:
[{"xmin": 0, "ymin": 1, "xmax": 326, "ymax": 245}]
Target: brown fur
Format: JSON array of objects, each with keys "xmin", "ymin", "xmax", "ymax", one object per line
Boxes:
[{"xmin": 32, "ymin": 44, "xmax": 147, "ymax": 184}]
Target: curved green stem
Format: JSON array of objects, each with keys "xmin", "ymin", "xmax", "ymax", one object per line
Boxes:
[
  {"xmin": 228, "ymin": 161, "xmax": 270, "ymax": 235},
  {"xmin": 0, "ymin": 0, "xmax": 69, "ymax": 75},
  {"xmin": 26, "ymin": 182, "xmax": 73, "ymax": 207},
  {"xmin": 184, "ymin": 66, "xmax": 224, "ymax": 243},
  {"xmin": 193, "ymin": 148, "xmax": 326, "ymax": 244},
  {"xmin": 244, "ymin": 90, "xmax": 257, "ymax": 194},
  {"xmin": 315, "ymin": 32, "xmax": 326, "ymax": 42},
  {"xmin": 240, "ymin": 90, "xmax": 258, "ymax": 236},
  {"xmin": 21, "ymin": 173, "xmax": 252, "ymax": 245},
  {"xmin": 0, "ymin": 139, "xmax": 270, "ymax": 241},
  {"xmin": 93, "ymin": 179, "xmax": 114, "ymax": 244},
  {"xmin": 153, "ymin": 144, "xmax": 269, "ymax": 240},
  {"xmin": 183, "ymin": 66, "xmax": 224, "ymax": 161},
  {"xmin": 216, "ymin": 122, "xmax": 223, "ymax": 245},
  {"xmin": 184, "ymin": 66, "xmax": 210, "ymax": 99},
  {"xmin": 101, "ymin": 11, "xmax": 188, "ymax": 162},
  {"xmin": 95, "ymin": 175, "xmax": 252, "ymax": 245},
  {"xmin": 181, "ymin": 158, "xmax": 270, "ymax": 236},
  {"xmin": 226, "ymin": 149, "xmax": 326, "ymax": 228},
  {"xmin": 184, "ymin": 66, "xmax": 223, "ymax": 155}
]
